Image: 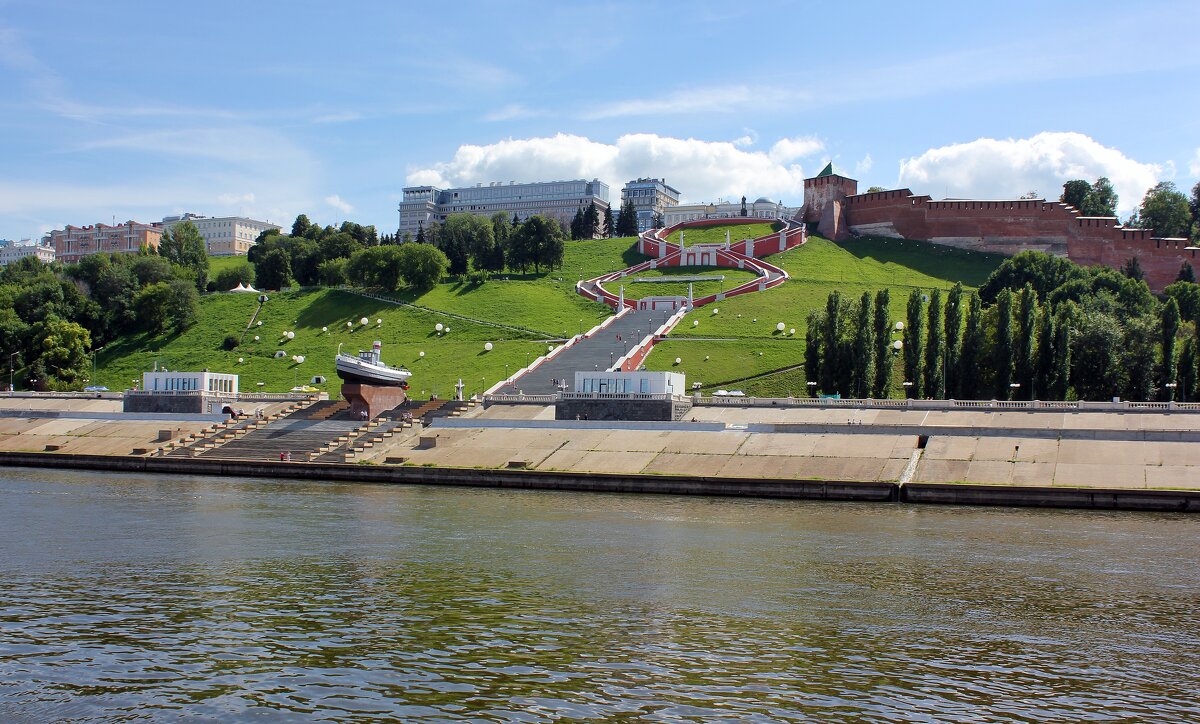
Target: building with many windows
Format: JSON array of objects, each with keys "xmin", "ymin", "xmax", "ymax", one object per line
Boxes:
[
  {"xmin": 398, "ymin": 179, "xmax": 610, "ymax": 237},
  {"xmin": 662, "ymin": 197, "xmax": 799, "ymax": 227},
  {"xmin": 0, "ymin": 239, "xmax": 55, "ymax": 266},
  {"xmin": 621, "ymin": 178, "xmax": 680, "ymax": 232},
  {"xmin": 47, "ymin": 221, "xmax": 162, "ymax": 264},
  {"xmin": 159, "ymin": 213, "xmax": 281, "ymax": 256}
]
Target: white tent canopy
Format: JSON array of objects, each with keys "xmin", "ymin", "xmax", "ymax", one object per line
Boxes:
[{"xmin": 230, "ymin": 283, "xmax": 260, "ymax": 293}]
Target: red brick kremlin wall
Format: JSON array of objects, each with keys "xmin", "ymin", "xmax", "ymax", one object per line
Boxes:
[{"xmin": 816, "ymin": 186, "xmax": 1193, "ymax": 291}]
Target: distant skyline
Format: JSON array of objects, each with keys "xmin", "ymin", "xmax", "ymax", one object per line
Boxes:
[{"xmin": 1, "ymin": 0, "xmax": 1197, "ymax": 241}]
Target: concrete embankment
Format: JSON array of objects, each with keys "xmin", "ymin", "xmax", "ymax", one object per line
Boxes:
[{"xmin": 2, "ymin": 451, "xmax": 1197, "ymax": 513}]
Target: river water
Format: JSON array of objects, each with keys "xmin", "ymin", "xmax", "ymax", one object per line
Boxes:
[{"xmin": 0, "ymin": 468, "xmax": 1197, "ymax": 721}]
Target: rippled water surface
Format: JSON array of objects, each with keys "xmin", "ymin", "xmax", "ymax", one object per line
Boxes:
[{"xmin": 0, "ymin": 468, "xmax": 1198, "ymax": 721}]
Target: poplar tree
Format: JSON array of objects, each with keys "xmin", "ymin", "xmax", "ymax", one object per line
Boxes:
[
  {"xmin": 925, "ymin": 288, "xmax": 944, "ymax": 398},
  {"xmin": 570, "ymin": 208, "xmax": 585, "ymax": 241},
  {"xmin": 1051, "ymin": 305, "xmax": 1073, "ymax": 400},
  {"xmin": 1035, "ymin": 309, "xmax": 1055, "ymax": 399},
  {"xmin": 804, "ymin": 309, "xmax": 823, "ymax": 396},
  {"xmin": 820, "ymin": 291, "xmax": 842, "ymax": 395},
  {"xmin": 1015, "ymin": 284, "xmax": 1037, "ymax": 399},
  {"xmin": 852, "ymin": 291, "xmax": 875, "ymax": 399},
  {"xmin": 903, "ymin": 290, "xmax": 924, "ymax": 398},
  {"xmin": 944, "ymin": 283, "xmax": 963, "ymax": 397},
  {"xmin": 958, "ymin": 294, "xmax": 983, "ymax": 399},
  {"xmin": 1162, "ymin": 297, "xmax": 1181, "ymax": 400},
  {"xmin": 584, "ymin": 202, "xmax": 600, "ymax": 239},
  {"xmin": 872, "ymin": 289, "xmax": 892, "ymax": 398},
  {"xmin": 994, "ymin": 289, "xmax": 1014, "ymax": 399},
  {"xmin": 1178, "ymin": 332, "xmax": 1198, "ymax": 402},
  {"xmin": 602, "ymin": 206, "xmax": 615, "ymax": 238}
]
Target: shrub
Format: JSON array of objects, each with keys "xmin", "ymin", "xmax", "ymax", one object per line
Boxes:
[{"xmin": 222, "ymin": 334, "xmax": 239, "ymax": 351}]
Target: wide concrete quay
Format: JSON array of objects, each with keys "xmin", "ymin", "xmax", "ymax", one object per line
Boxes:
[{"xmin": 1, "ymin": 394, "xmax": 1199, "ymax": 512}]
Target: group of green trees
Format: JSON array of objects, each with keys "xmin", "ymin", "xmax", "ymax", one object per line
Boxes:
[
  {"xmin": 0, "ymin": 226, "xmax": 209, "ymax": 389},
  {"xmin": 245, "ymin": 216, "xmax": 382, "ymax": 290},
  {"xmin": 806, "ymin": 251, "xmax": 1200, "ymax": 402},
  {"xmin": 1061, "ymin": 177, "xmax": 1200, "ymax": 241},
  {"xmin": 414, "ymin": 212, "xmax": 567, "ymax": 278}
]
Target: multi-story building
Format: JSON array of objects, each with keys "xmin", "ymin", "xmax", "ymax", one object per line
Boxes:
[
  {"xmin": 662, "ymin": 196, "xmax": 799, "ymax": 227},
  {"xmin": 398, "ymin": 179, "xmax": 610, "ymax": 237},
  {"xmin": 0, "ymin": 238, "xmax": 55, "ymax": 266},
  {"xmin": 159, "ymin": 213, "xmax": 281, "ymax": 256},
  {"xmin": 621, "ymin": 178, "xmax": 680, "ymax": 232},
  {"xmin": 47, "ymin": 221, "xmax": 162, "ymax": 264}
]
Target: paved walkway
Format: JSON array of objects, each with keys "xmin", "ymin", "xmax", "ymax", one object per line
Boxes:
[{"xmin": 503, "ymin": 308, "xmax": 674, "ymax": 394}]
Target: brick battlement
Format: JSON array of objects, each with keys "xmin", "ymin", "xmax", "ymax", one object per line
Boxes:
[{"xmin": 812, "ymin": 181, "xmax": 1192, "ymax": 291}]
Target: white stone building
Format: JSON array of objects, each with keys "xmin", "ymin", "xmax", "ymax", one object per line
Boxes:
[
  {"xmin": 662, "ymin": 197, "xmax": 799, "ymax": 227},
  {"xmin": 159, "ymin": 214, "xmax": 281, "ymax": 256},
  {"xmin": 0, "ymin": 239, "xmax": 55, "ymax": 265}
]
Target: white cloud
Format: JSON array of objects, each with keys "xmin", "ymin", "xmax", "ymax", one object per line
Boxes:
[
  {"xmin": 768, "ymin": 136, "xmax": 824, "ymax": 163},
  {"xmin": 855, "ymin": 154, "xmax": 873, "ymax": 175},
  {"xmin": 406, "ymin": 132, "xmax": 812, "ymax": 204},
  {"xmin": 482, "ymin": 104, "xmax": 537, "ymax": 122},
  {"xmin": 898, "ymin": 132, "xmax": 1161, "ymax": 214},
  {"xmin": 324, "ymin": 194, "xmax": 354, "ymax": 213},
  {"xmin": 217, "ymin": 192, "xmax": 256, "ymax": 206},
  {"xmin": 311, "ymin": 111, "xmax": 362, "ymax": 124},
  {"xmin": 581, "ymin": 85, "xmax": 807, "ymax": 120}
]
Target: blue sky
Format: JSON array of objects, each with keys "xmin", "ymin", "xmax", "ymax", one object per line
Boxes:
[{"xmin": 1, "ymin": 0, "xmax": 1197, "ymax": 240}]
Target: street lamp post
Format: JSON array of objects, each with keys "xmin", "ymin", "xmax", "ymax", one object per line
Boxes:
[
  {"xmin": 807, "ymin": 380, "xmax": 817, "ymax": 398},
  {"xmin": 8, "ymin": 351, "xmax": 16, "ymax": 393}
]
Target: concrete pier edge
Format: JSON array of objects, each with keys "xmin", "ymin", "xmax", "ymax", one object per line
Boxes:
[{"xmin": 2, "ymin": 451, "xmax": 1198, "ymax": 512}]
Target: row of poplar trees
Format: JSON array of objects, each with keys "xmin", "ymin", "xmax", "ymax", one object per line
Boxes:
[{"xmin": 804, "ymin": 271, "xmax": 1191, "ymax": 402}]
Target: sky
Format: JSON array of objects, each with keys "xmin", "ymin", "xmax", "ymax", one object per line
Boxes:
[{"xmin": 1, "ymin": 0, "xmax": 1198, "ymax": 241}]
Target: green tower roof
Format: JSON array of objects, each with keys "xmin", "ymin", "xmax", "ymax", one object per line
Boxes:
[{"xmin": 814, "ymin": 161, "xmax": 852, "ymax": 179}]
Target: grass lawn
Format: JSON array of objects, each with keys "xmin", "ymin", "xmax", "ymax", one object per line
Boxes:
[
  {"xmin": 94, "ymin": 289, "xmax": 549, "ymax": 399},
  {"xmin": 643, "ymin": 339, "xmax": 803, "ymax": 392},
  {"xmin": 662, "ymin": 221, "xmax": 780, "ymax": 247},
  {"xmin": 621, "ymin": 266, "xmax": 760, "ymax": 300},
  {"xmin": 207, "ymin": 255, "xmax": 252, "ymax": 283},
  {"xmin": 643, "ymin": 234, "xmax": 1004, "ymax": 394}
]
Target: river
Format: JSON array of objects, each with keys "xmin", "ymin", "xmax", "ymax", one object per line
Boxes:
[{"xmin": 0, "ymin": 468, "xmax": 1196, "ymax": 720}]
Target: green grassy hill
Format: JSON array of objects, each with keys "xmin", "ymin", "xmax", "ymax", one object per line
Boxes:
[
  {"xmin": 99, "ymin": 237, "xmax": 644, "ymax": 398},
  {"xmin": 102, "ymin": 229, "xmax": 1003, "ymax": 401},
  {"xmin": 643, "ymin": 234, "xmax": 1005, "ymax": 396}
]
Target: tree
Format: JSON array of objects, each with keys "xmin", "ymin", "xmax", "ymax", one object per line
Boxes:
[
  {"xmin": 159, "ymin": 221, "xmax": 208, "ymax": 292},
  {"xmin": 994, "ymin": 288, "xmax": 1014, "ymax": 399},
  {"xmin": 291, "ymin": 214, "xmax": 312, "ymax": 237},
  {"xmin": 958, "ymin": 294, "xmax": 983, "ymax": 399},
  {"xmin": 255, "ymin": 248, "xmax": 291, "ymax": 290},
  {"xmin": 1121, "ymin": 255, "xmax": 1145, "ymax": 282},
  {"xmin": 804, "ymin": 310, "xmax": 823, "ymax": 395},
  {"xmin": 29, "ymin": 317, "xmax": 91, "ymax": 390},
  {"xmin": 1161, "ymin": 298, "xmax": 1181, "ymax": 401},
  {"xmin": 214, "ymin": 263, "xmax": 254, "ymax": 291},
  {"xmin": 513, "ymin": 215, "xmax": 564, "ymax": 273},
  {"xmin": 1165, "ymin": 281, "xmax": 1200, "ymax": 323},
  {"xmin": 902, "ymin": 290, "xmax": 924, "ymax": 398},
  {"xmin": 436, "ymin": 213, "xmax": 486, "ymax": 275},
  {"xmin": 924, "ymin": 288, "xmax": 944, "ymax": 398},
  {"xmin": 616, "ymin": 199, "xmax": 639, "ymax": 237},
  {"xmin": 1123, "ymin": 316, "xmax": 1156, "ymax": 401},
  {"xmin": 1190, "ymin": 181, "xmax": 1200, "ymax": 228},
  {"xmin": 1035, "ymin": 305, "xmax": 1055, "ymax": 400},
  {"xmin": 872, "ymin": 289, "xmax": 892, "ymax": 398},
  {"xmin": 1071, "ymin": 311, "xmax": 1125, "ymax": 401},
  {"xmin": 133, "ymin": 282, "xmax": 171, "ymax": 334},
  {"xmin": 569, "ymin": 208, "xmax": 585, "ymax": 241},
  {"xmin": 1178, "ymin": 261, "xmax": 1196, "ymax": 284},
  {"xmin": 1061, "ymin": 179, "xmax": 1092, "ymax": 210},
  {"xmin": 865, "ymin": 186, "xmax": 887, "ymax": 193},
  {"xmin": 1050, "ymin": 304, "xmax": 1073, "ymax": 400},
  {"xmin": 1138, "ymin": 181, "xmax": 1192, "ymax": 237},
  {"xmin": 1019, "ymin": 190, "xmax": 1040, "ymax": 200},
  {"xmin": 164, "ymin": 279, "xmax": 199, "ymax": 332},
  {"xmin": 820, "ymin": 291, "xmax": 843, "ymax": 395},
  {"xmin": 602, "ymin": 205, "xmax": 615, "ymax": 239},
  {"xmin": 584, "ymin": 202, "xmax": 600, "ymax": 240},
  {"xmin": 851, "ymin": 291, "xmax": 875, "ymax": 399},
  {"xmin": 944, "ymin": 283, "xmax": 963, "ymax": 396},
  {"xmin": 415, "ymin": 222, "xmax": 426, "ymax": 244},
  {"xmin": 979, "ymin": 250, "xmax": 1084, "ymax": 304},
  {"xmin": 398, "ymin": 243, "xmax": 449, "ymax": 289},
  {"xmin": 1179, "ymin": 333, "xmax": 1198, "ymax": 402},
  {"xmin": 1014, "ymin": 284, "xmax": 1037, "ymax": 399},
  {"xmin": 346, "ymin": 247, "xmax": 403, "ymax": 290},
  {"xmin": 317, "ymin": 258, "xmax": 348, "ymax": 286},
  {"xmin": 653, "ymin": 212, "xmax": 664, "ymax": 229},
  {"xmin": 1080, "ymin": 177, "xmax": 1118, "ymax": 217}
]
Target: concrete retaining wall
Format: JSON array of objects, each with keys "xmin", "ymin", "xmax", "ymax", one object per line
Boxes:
[{"xmin": 2, "ymin": 451, "xmax": 1198, "ymax": 512}]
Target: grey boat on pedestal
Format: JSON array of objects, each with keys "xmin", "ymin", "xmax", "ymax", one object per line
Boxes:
[{"xmin": 335, "ymin": 341, "xmax": 412, "ymax": 387}]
